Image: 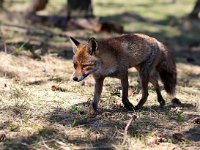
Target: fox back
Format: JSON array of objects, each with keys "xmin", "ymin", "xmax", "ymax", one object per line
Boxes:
[{"xmin": 70, "ymin": 34, "xmax": 167, "ymax": 80}]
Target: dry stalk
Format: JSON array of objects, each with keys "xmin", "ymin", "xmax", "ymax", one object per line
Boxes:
[{"xmin": 122, "ymin": 114, "xmax": 137, "ymax": 145}]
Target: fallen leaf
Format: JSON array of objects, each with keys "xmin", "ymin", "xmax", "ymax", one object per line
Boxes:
[{"xmin": 0, "ymin": 132, "xmax": 6, "ymax": 142}]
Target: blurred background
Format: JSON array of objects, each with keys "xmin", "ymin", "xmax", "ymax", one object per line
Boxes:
[{"xmin": 0, "ymin": 0, "xmax": 199, "ymax": 62}]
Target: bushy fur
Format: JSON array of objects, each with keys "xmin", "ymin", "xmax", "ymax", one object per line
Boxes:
[{"xmin": 70, "ymin": 34, "xmax": 181, "ymax": 112}]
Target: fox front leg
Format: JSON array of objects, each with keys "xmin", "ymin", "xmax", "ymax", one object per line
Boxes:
[
  {"xmin": 91, "ymin": 77, "xmax": 105, "ymax": 111},
  {"xmin": 87, "ymin": 77, "xmax": 104, "ymax": 117}
]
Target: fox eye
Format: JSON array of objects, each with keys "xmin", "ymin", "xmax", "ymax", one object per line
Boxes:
[
  {"xmin": 82, "ymin": 64, "xmax": 89, "ymax": 68},
  {"xmin": 74, "ymin": 63, "xmax": 77, "ymax": 69}
]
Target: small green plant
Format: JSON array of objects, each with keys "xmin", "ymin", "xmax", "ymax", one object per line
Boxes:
[
  {"xmin": 169, "ymin": 111, "xmax": 185, "ymax": 122},
  {"xmin": 71, "ymin": 120, "xmax": 77, "ymax": 127},
  {"xmin": 9, "ymin": 123, "xmax": 20, "ymax": 131},
  {"xmin": 176, "ymin": 112, "xmax": 184, "ymax": 122},
  {"xmin": 38, "ymin": 129, "xmax": 55, "ymax": 137},
  {"xmin": 145, "ymin": 131, "xmax": 154, "ymax": 137},
  {"xmin": 86, "ymin": 128, "xmax": 91, "ymax": 140},
  {"xmin": 13, "ymin": 41, "xmax": 29, "ymax": 56},
  {"xmin": 179, "ymin": 140, "xmax": 193, "ymax": 147},
  {"xmin": 31, "ymin": 124, "xmax": 43, "ymax": 131},
  {"xmin": 70, "ymin": 105, "xmax": 84, "ymax": 114},
  {"xmin": 10, "ymin": 87, "xmax": 23, "ymax": 99}
]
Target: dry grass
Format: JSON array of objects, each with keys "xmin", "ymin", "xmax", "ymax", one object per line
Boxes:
[
  {"xmin": 0, "ymin": 0, "xmax": 200, "ymax": 149},
  {"xmin": 0, "ymin": 50, "xmax": 199, "ymax": 149}
]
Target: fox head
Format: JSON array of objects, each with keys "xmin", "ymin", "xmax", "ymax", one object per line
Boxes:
[{"xmin": 69, "ymin": 37, "xmax": 100, "ymax": 82}]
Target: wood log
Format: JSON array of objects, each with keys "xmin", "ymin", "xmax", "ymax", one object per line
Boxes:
[
  {"xmin": 189, "ymin": 0, "xmax": 200, "ymax": 19},
  {"xmin": 69, "ymin": 18, "xmax": 124, "ymax": 33},
  {"xmin": 24, "ymin": 14, "xmax": 124, "ymax": 33}
]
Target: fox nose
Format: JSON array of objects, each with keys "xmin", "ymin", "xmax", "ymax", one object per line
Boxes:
[{"xmin": 73, "ymin": 76, "xmax": 78, "ymax": 81}]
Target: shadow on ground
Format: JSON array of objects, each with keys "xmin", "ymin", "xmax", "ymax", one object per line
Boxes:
[{"xmin": 2, "ymin": 99, "xmax": 199, "ymax": 149}]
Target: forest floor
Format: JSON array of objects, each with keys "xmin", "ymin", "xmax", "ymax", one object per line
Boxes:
[{"xmin": 0, "ymin": 0, "xmax": 200, "ymax": 149}]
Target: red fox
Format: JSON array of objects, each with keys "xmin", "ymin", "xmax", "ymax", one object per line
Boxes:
[{"xmin": 69, "ymin": 34, "xmax": 181, "ymax": 112}]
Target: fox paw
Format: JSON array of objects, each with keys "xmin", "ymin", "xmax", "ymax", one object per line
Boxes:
[
  {"xmin": 159, "ymin": 100, "xmax": 166, "ymax": 108},
  {"xmin": 172, "ymin": 98, "xmax": 181, "ymax": 105},
  {"xmin": 124, "ymin": 102, "xmax": 134, "ymax": 111},
  {"xmin": 134, "ymin": 105, "xmax": 142, "ymax": 110},
  {"xmin": 87, "ymin": 107, "xmax": 97, "ymax": 118}
]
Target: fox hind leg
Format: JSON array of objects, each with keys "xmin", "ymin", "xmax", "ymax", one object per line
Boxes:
[
  {"xmin": 149, "ymin": 76, "xmax": 165, "ymax": 108},
  {"xmin": 135, "ymin": 68, "xmax": 150, "ymax": 110},
  {"xmin": 120, "ymin": 72, "xmax": 134, "ymax": 111},
  {"xmin": 157, "ymin": 61, "xmax": 181, "ymax": 105}
]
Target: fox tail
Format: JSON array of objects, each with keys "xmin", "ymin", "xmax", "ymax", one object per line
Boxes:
[{"xmin": 157, "ymin": 45, "xmax": 177, "ymax": 98}]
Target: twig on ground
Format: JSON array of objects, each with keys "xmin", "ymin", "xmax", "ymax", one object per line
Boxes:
[
  {"xmin": 41, "ymin": 136, "xmax": 52, "ymax": 150},
  {"xmin": 55, "ymin": 140, "xmax": 70, "ymax": 150},
  {"xmin": 122, "ymin": 114, "xmax": 137, "ymax": 145}
]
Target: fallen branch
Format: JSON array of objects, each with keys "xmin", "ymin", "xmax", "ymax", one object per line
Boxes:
[
  {"xmin": 24, "ymin": 14, "xmax": 124, "ymax": 33},
  {"xmin": 69, "ymin": 18, "xmax": 124, "ymax": 33}
]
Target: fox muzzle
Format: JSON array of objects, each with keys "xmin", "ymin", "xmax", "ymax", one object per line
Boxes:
[{"xmin": 73, "ymin": 73, "xmax": 89, "ymax": 82}]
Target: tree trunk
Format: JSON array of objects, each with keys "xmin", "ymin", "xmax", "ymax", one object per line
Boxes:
[
  {"xmin": 67, "ymin": 0, "xmax": 93, "ymax": 19},
  {"xmin": 28, "ymin": 0, "xmax": 49, "ymax": 14},
  {"xmin": 189, "ymin": 0, "xmax": 200, "ymax": 19},
  {"xmin": 0, "ymin": 0, "xmax": 4, "ymax": 9}
]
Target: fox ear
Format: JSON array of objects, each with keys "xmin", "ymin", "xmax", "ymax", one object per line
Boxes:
[
  {"xmin": 69, "ymin": 36, "xmax": 80, "ymax": 54},
  {"xmin": 88, "ymin": 37, "xmax": 98, "ymax": 55}
]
